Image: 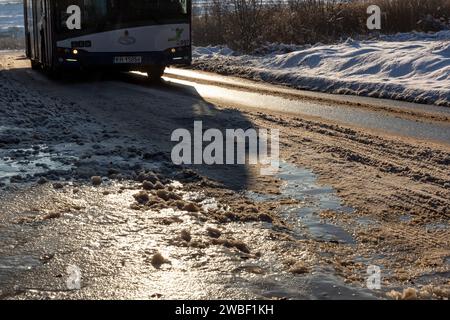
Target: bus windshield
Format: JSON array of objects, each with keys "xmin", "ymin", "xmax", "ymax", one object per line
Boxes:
[{"xmin": 56, "ymin": 0, "xmax": 189, "ymax": 35}]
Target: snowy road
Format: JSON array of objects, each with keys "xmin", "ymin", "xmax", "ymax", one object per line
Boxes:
[
  {"xmin": 1, "ymin": 52, "xmax": 449, "ymax": 300},
  {"xmin": 161, "ymin": 68, "xmax": 450, "ymax": 146}
]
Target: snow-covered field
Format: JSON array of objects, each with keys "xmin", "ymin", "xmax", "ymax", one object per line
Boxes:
[{"xmin": 193, "ymin": 31, "xmax": 450, "ymax": 107}]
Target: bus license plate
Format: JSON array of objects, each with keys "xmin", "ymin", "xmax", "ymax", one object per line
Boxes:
[{"xmin": 114, "ymin": 56, "xmax": 142, "ymax": 64}]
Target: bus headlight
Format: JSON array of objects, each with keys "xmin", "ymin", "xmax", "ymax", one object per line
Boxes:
[{"xmin": 72, "ymin": 49, "xmax": 79, "ymax": 55}]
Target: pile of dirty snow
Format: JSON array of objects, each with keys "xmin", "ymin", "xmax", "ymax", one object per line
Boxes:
[{"xmin": 193, "ymin": 31, "xmax": 450, "ymax": 106}]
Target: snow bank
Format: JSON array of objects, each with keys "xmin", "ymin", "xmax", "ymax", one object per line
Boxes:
[{"xmin": 193, "ymin": 32, "xmax": 450, "ymax": 107}]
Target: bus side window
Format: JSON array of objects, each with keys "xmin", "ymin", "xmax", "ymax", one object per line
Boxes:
[{"xmin": 180, "ymin": 0, "xmax": 187, "ymax": 14}]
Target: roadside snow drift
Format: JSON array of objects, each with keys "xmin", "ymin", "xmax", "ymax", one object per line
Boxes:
[{"xmin": 193, "ymin": 31, "xmax": 450, "ymax": 107}]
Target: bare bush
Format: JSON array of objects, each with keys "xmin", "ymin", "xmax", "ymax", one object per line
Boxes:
[
  {"xmin": 0, "ymin": 36, "xmax": 25, "ymax": 50},
  {"xmin": 192, "ymin": 0, "xmax": 450, "ymax": 52},
  {"xmin": 193, "ymin": 0, "xmax": 268, "ymax": 51}
]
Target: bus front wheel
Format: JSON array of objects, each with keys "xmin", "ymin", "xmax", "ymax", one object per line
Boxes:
[
  {"xmin": 31, "ymin": 60, "xmax": 41, "ymax": 70},
  {"xmin": 146, "ymin": 65, "xmax": 165, "ymax": 83}
]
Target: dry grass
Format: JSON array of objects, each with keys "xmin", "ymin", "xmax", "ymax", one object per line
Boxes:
[{"xmin": 193, "ymin": 0, "xmax": 450, "ymax": 52}]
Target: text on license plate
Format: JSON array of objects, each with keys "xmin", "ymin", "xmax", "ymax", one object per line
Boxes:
[{"xmin": 114, "ymin": 56, "xmax": 142, "ymax": 64}]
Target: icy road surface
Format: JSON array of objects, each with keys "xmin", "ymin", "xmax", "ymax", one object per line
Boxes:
[{"xmin": 0, "ymin": 52, "xmax": 449, "ymax": 300}]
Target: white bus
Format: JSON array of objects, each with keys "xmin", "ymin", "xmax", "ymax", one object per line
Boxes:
[{"xmin": 23, "ymin": 0, "xmax": 192, "ymax": 80}]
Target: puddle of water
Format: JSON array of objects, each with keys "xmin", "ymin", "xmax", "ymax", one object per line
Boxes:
[
  {"xmin": 399, "ymin": 214, "xmax": 412, "ymax": 222},
  {"xmin": 278, "ymin": 163, "xmax": 352, "ymax": 211},
  {"xmin": 0, "ymin": 126, "xmax": 32, "ymax": 134},
  {"xmin": 356, "ymin": 216, "xmax": 376, "ymax": 227},
  {"xmin": 251, "ymin": 162, "xmax": 355, "ymax": 244},
  {"xmin": 0, "ymin": 140, "xmax": 164, "ymax": 186},
  {"xmin": 0, "ymin": 255, "xmax": 41, "ymax": 284},
  {"xmin": 245, "ymin": 190, "xmax": 279, "ymax": 203},
  {"xmin": 0, "ymin": 125, "xmax": 17, "ymax": 133},
  {"xmin": 52, "ymin": 141, "xmax": 163, "ymax": 173},
  {"xmin": 425, "ymin": 222, "xmax": 448, "ymax": 231},
  {"xmin": 306, "ymin": 222, "xmax": 355, "ymax": 244},
  {"xmin": 0, "ymin": 146, "xmax": 74, "ymax": 184},
  {"xmin": 278, "ymin": 162, "xmax": 355, "ymax": 244},
  {"xmin": 416, "ymin": 270, "xmax": 450, "ymax": 284},
  {"xmin": 243, "ymin": 162, "xmax": 374, "ymax": 297},
  {"xmin": 0, "ymin": 256, "xmax": 40, "ymax": 271},
  {"xmin": 307, "ymin": 271, "xmax": 377, "ymax": 300}
]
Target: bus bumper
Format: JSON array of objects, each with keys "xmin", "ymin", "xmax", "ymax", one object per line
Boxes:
[{"xmin": 56, "ymin": 47, "xmax": 191, "ymax": 70}]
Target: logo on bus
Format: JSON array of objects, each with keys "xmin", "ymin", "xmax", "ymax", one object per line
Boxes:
[
  {"xmin": 169, "ymin": 28, "xmax": 184, "ymax": 42},
  {"xmin": 119, "ymin": 30, "xmax": 136, "ymax": 45}
]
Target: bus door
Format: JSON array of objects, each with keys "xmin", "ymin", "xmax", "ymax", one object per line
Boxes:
[
  {"xmin": 31, "ymin": 0, "xmax": 39, "ymax": 61},
  {"xmin": 44, "ymin": 0, "xmax": 54, "ymax": 68},
  {"xmin": 36, "ymin": 0, "xmax": 53, "ymax": 67},
  {"xmin": 23, "ymin": 0, "xmax": 29, "ymax": 57}
]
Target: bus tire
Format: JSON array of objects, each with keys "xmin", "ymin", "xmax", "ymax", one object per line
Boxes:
[
  {"xmin": 146, "ymin": 65, "xmax": 165, "ymax": 83},
  {"xmin": 48, "ymin": 67, "xmax": 62, "ymax": 80},
  {"xmin": 31, "ymin": 60, "xmax": 41, "ymax": 70}
]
